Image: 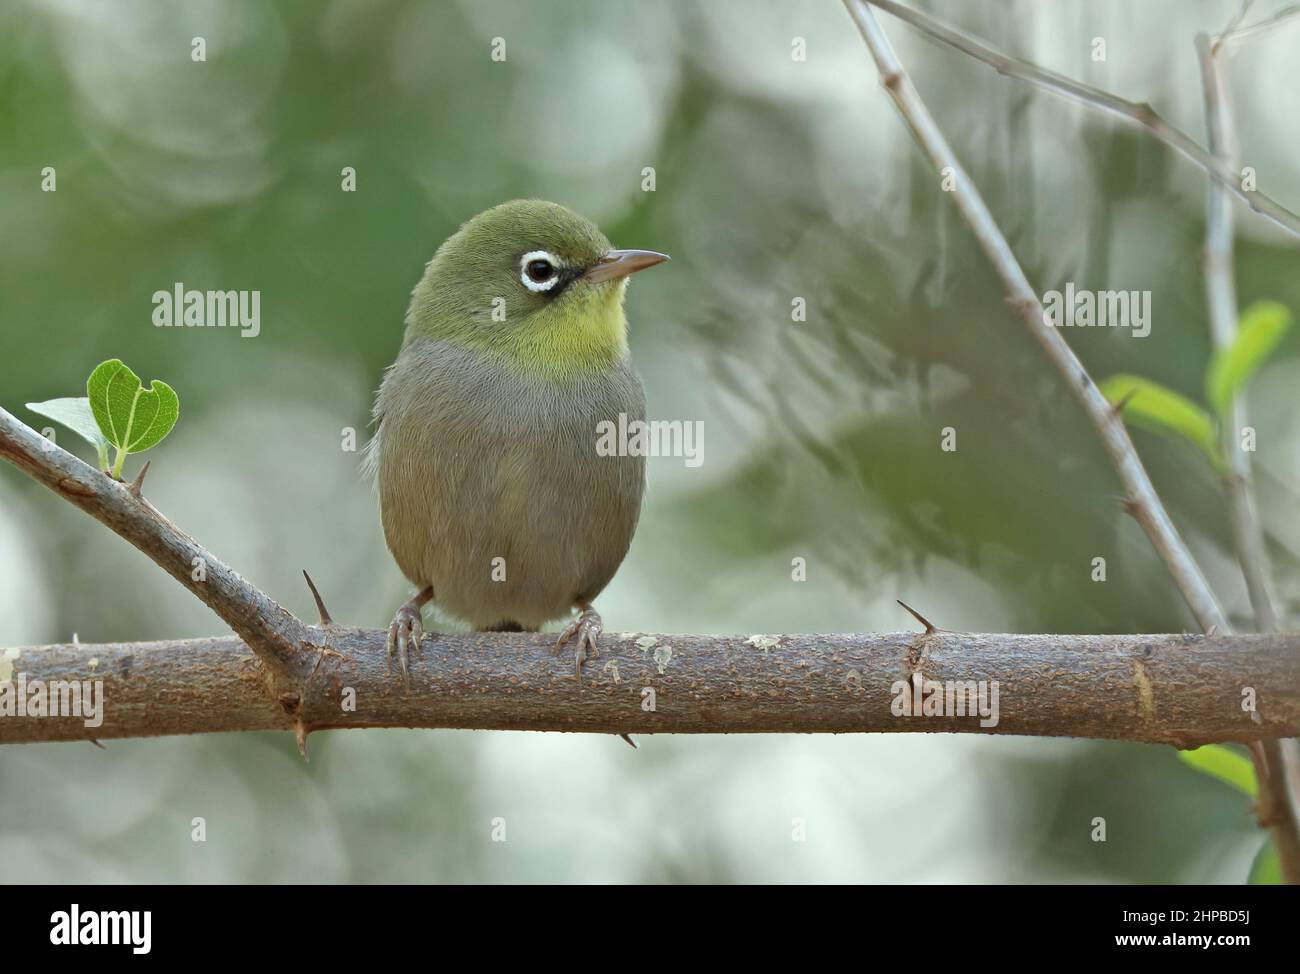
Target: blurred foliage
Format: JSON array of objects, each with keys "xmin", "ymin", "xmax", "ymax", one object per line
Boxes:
[
  {"xmin": 1101, "ymin": 373, "xmax": 1221, "ymax": 465},
  {"xmin": 1178, "ymin": 745, "xmax": 1280, "ymax": 884},
  {"xmin": 1099, "ymin": 299, "xmax": 1293, "ymax": 470},
  {"xmin": 1, "ymin": 0, "xmax": 1298, "ymax": 883},
  {"xmin": 1206, "ymin": 299, "xmax": 1292, "ymax": 415},
  {"xmin": 1179, "ymin": 744, "xmax": 1256, "ymax": 797}
]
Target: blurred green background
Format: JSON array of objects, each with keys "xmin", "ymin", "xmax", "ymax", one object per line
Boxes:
[{"xmin": 2, "ymin": 0, "xmax": 1298, "ymax": 882}]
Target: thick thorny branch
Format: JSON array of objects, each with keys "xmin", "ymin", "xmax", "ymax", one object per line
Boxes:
[{"xmin": 2, "ymin": 629, "xmax": 1297, "ymax": 745}]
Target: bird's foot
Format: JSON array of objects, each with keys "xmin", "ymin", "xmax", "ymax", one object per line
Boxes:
[
  {"xmin": 387, "ymin": 587, "xmax": 433, "ymax": 684},
  {"xmin": 552, "ymin": 602, "xmax": 602, "ymax": 679}
]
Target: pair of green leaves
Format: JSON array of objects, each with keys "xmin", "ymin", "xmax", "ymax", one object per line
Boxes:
[
  {"xmin": 1178, "ymin": 745, "xmax": 1278, "ymax": 884},
  {"xmin": 1100, "ymin": 301, "xmax": 1292, "ymax": 467},
  {"xmin": 27, "ymin": 359, "xmax": 179, "ymax": 478}
]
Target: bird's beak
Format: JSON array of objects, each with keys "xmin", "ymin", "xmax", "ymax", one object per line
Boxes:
[{"xmin": 582, "ymin": 249, "xmax": 670, "ymax": 283}]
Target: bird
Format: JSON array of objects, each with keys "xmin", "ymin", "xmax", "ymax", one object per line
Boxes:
[{"xmin": 366, "ymin": 199, "xmax": 668, "ymax": 681}]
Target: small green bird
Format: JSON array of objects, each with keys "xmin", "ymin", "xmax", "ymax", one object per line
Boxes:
[{"xmin": 367, "ymin": 199, "xmax": 668, "ymax": 679}]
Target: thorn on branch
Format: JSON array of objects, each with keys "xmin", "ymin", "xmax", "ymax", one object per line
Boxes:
[
  {"xmin": 127, "ymin": 460, "xmax": 150, "ymax": 498},
  {"xmin": 897, "ymin": 599, "xmax": 938, "ymax": 634},
  {"xmin": 1133, "ymin": 100, "xmax": 1159, "ymax": 125},
  {"xmin": 1110, "ymin": 388, "xmax": 1137, "ymax": 417},
  {"xmin": 302, "ymin": 570, "xmax": 334, "ymax": 627},
  {"xmin": 277, "ymin": 690, "xmax": 311, "ymax": 761},
  {"xmin": 619, "ymin": 733, "xmax": 637, "ymax": 749}
]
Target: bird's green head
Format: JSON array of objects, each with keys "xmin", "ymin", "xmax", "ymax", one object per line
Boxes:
[{"xmin": 404, "ymin": 199, "xmax": 668, "ymax": 380}]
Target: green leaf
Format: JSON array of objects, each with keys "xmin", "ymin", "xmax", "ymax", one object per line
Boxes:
[
  {"xmin": 27, "ymin": 396, "xmax": 111, "ymax": 472},
  {"xmin": 1249, "ymin": 840, "xmax": 1281, "ymax": 885},
  {"xmin": 1178, "ymin": 744, "xmax": 1257, "ymax": 797},
  {"xmin": 26, "ymin": 396, "xmax": 109, "ymax": 450},
  {"xmin": 86, "ymin": 359, "xmax": 180, "ymax": 477},
  {"xmin": 87, "ymin": 358, "xmax": 179, "ymax": 463},
  {"xmin": 1206, "ymin": 301, "xmax": 1293, "ymax": 416},
  {"xmin": 1099, "ymin": 374, "xmax": 1220, "ymax": 465}
]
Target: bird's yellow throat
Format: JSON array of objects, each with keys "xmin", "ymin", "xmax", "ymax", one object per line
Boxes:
[
  {"xmin": 411, "ymin": 278, "xmax": 631, "ymax": 382},
  {"xmin": 515, "ymin": 279, "xmax": 630, "ymax": 380}
]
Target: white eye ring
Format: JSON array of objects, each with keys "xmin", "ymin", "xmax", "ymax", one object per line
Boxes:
[{"xmin": 520, "ymin": 250, "xmax": 563, "ymax": 292}]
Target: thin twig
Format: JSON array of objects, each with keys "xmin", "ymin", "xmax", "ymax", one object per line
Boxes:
[
  {"xmin": 1217, "ymin": 0, "xmax": 1255, "ymax": 43},
  {"xmin": 1196, "ymin": 34, "xmax": 1279, "ymax": 636},
  {"xmin": 842, "ymin": 0, "xmax": 1229, "ymax": 633},
  {"xmin": 1196, "ymin": 28, "xmax": 1300, "ymax": 884},
  {"xmin": 862, "ymin": 0, "xmax": 1300, "ymax": 240},
  {"xmin": 1215, "ymin": 1, "xmax": 1300, "ymax": 51}
]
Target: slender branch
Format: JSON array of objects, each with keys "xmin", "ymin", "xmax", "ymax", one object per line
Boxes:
[
  {"xmin": 0, "ymin": 406, "xmax": 311, "ymax": 683},
  {"xmin": 1196, "ymin": 34, "xmax": 1279, "ymax": 638},
  {"xmin": 842, "ymin": 0, "xmax": 1229, "ymax": 633},
  {"xmin": 1196, "ymin": 28, "xmax": 1300, "ymax": 884},
  {"xmin": 2, "ymin": 630, "xmax": 1296, "ymax": 745},
  {"xmin": 861, "ymin": 0, "xmax": 1300, "ymax": 240},
  {"xmin": 1215, "ymin": 2, "xmax": 1300, "ymax": 51}
]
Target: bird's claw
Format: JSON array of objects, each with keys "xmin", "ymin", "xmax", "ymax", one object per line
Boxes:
[
  {"xmin": 387, "ymin": 600, "xmax": 425, "ymax": 683},
  {"xmin": 552, "ymin": 605, "xmax": 603, "ymax": 679}
]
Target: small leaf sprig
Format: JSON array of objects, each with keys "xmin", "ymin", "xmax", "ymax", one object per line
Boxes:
[
  {"xmin": 27, "ymin": 359, "xmax": 180, "ymax": 479},
  {"xmin": 1100, "ymin": 300, "xmax": 1293, "ymax": 466}
]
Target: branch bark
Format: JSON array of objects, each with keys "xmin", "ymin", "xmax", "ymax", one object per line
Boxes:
[{"xmin": 3, "ymin": 630, "xmax": 1297, "ymax": 745}]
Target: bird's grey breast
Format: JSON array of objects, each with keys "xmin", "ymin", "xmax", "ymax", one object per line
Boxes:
[{"xmin": 374, "ymin": 338, "xmax": 645, "ymax": 628}]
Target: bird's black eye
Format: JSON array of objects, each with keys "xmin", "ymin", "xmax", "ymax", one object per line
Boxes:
[
  {"xmin": 519, "ymin": 251, "xmax": 565, "ymax": 293},
  {"xmin": 525, "ymin": 259, "xmax": 554, "ymax": 283}
]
